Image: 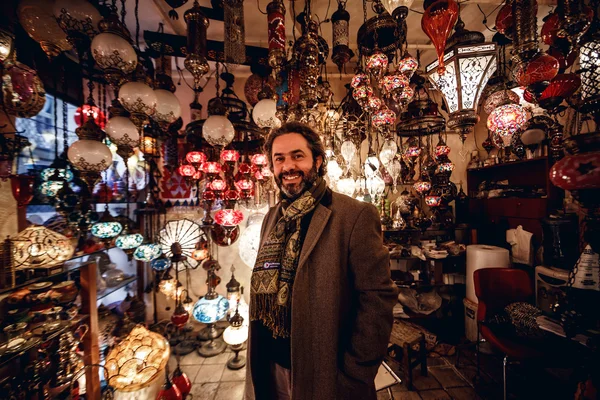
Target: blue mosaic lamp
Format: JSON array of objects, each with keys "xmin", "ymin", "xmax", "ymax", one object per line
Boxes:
[
  {"xmin": 91, "ymin": 206, "xmax": 123, "ymax": 243},
  {"xmin": 134, "ymin": 243, "xmax": 163, "ymax": 262},
  {"xmin": 115, "ymin": 232, "xmax": 144, "ymax": 250},
  {"xmin": 39, "ymin": 181, "xmax": 64, "ymax": 197},
  {"xmin": 192, "ymin": 294, "xmax": 229, "ymax": 324},
  {"xmin": 151, "ymin": 257, "xmax": 170, "ymax": 271},
  {"xmin": 41, "ymin": 168, "xmax": 74, "ymax": 182}
]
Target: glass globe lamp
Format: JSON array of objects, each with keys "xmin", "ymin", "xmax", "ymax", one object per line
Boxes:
[
  {"xmin": 192, "ymin": 295, "xmax": 229, "ymax": 324},
  {"xmin": 336, "ymin": 175, "xmax": 356, "ymax": 197},
  {"xmin": 17, "ymin": 0, "xmax": 72, "ymax": 58},
  {"xmin": 239, "ymin": 219, "xmax": 263, "ymax": 269},
  {"xmin": 68, "ymin": 140, "xmax": 113, "ymax": 172},
  {"xmin": 153, "ymin": 89, "xmax": 182, "ymax": 129},
  {"xmin": 251, "ymin": 154, "xmax": 268, "ymax": 166},
  {"xmin": 41, "ymin": 168, "xmax": 74, "ymax": 182},
  {"xmin": 413, "ymin": 180, "xmax": 432, "ymax": 195},
  {"xmin": 364, "ymin": 154, "xmax": 380, "ymax": 178},
  {"xmin": 134, "ymin": 243, "xmax": 162, "ymax": 262},
  {"xmin": 372, "ymin": 108, "xmax": 397, "ymax": 131},
  {"xmin": 91, "ymin": 32, "xmax": 137, "ymax": 75},
  {"xmin": 487, "ymin": 103, "xmax": 527, "ymax": 148},
  {"xmin": 223, "ymin": 321, "xmax": 248, "ymax": 346},
  {"xmin": 53, "ymin": 0, "xmax": 101, "ymax": 39},
  {"xmin": 397, "ymin": 54, "xmax": 419, "ymax": 78},
  {"xmin": 215, "ymin": 209, "xmax": 244, "ymax": 227},
  {"xmin": 340, "ymin": 141, "xmax": 356, "ymax": 165},
  {"xmin": 379, "ymin": 140, "xmax": 398, "ymax": 167},
  {"xmin": 327, "ymin": 158, "xmax": 343, "ymax": 181},
  {"xmin": 105, "ymin": 116, "xmax": 139, "ymax": 148},
  {"xmin": 367, "ymin": 174, "xmax": 386, "ymax": 198},
  {"xmin": 366, "ymin": 51, "xmax": 388, "ymax": 79},
  {"xmin": 151, "ymin": 258, "xmax": 170, "ymax": 271},
  {"xmin": 221, "ymin": 150, "xmax": 240, "ymax": 163},
  {"xmin": 253, "ymin": 98, "xmax": 279, "ymax": 128},
  {"xmin": 91, "ymin": 219, "xmax": 123, "ymax": 241},
  {"xmin": 158, "ymin": 277, "xmax": 178, "ymax": 299},
  {"xmin": 116, "ymin": 233, "xmax": 144, "ymax": 250},
  {"xmin": 186, "ymin": 151, "xmax": 207, "ymax": 165},
  {"xmin": 177, "ymin": 164, "xmax": 196, "ymax": 177},
  {"xmin": 118, "ymin": 81, "xmax": 157, "ymax": 125},
  {"xmin": 12, "ymin": 225, "xmax": 75, "ymax": 268},
  {"xmin": 203, "ymin": 115, "xmax": 235, "ymax": 147}
]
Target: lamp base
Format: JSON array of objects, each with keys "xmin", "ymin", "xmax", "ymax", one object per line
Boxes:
[
  {"xmin": 197, "ymin": 339, "xmax": 227, "ymax": 357},
  {"xmin": 227, "ymin": 354, "xmax": 246, "ymax": 370},
  {"xmin": 173, "ymin": 339, "xmax": 198, "ymax": 356},
  {"xmin": 197, "ymin": 324, "xmax": 224, "ymax": 341}
]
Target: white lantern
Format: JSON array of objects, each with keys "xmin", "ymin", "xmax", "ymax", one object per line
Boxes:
[
  {"xmin": 252, "ymin": 99, "xmax": 279, "ymax": 128},
  {"xmin": 379, "ymin": 139, "xmax": 397, "ymax": 167},
  {"xmin": 153, "ymin": 89, "xmax": 182, "ymax": 127},
  {"xmin": 223, "ymin": 324, "xmax": 249, "ymax": 346},
  {"xmin": 327, "ymin": 158, "xmax": 343, "ymax": 181},
  {"xmin": 91, "ymin": 32, "xmax": 137, "ymax": 74},
  {"xmin": 239, "ymin": 215, "xmax": 264, "ymax": 269},
  {"xmin": 337, "ymin": 175, "xmax": 356, "ymax": 197},
  {"xmin": 118, "ymin": 81, "xmax": 157, "ymax": 117},
  {"xmin": 68, "ymin": 140, "xmax": 113, "ymax": 172},
  {"xmin": 364, "ymin": 155, "xmax": 380, "ymax": 178},
  {"xmin": 105, "ymin": 116, "xmax": 139, "ymax": 148},
  {"xmin": 380, "ymin": 0, "xmax": 415, "ymax": 19},
  {"xmin": 202, "ymin": 115, "xmax": 235, "ymax": 147},
  {"xmin": 340, "ymin": 140, "xmax": 356, "ymax": 165},
  {"xmin": 53, "ymin": 0, "xmax": 101, "ymax": 38},
  {"xmin": 367, "ymin": 173, "xmax": 386, "ymax": 197}
]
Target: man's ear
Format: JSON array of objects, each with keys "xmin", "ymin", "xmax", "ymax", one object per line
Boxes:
[{"xmin": 315, "ymin": 155, "xmax": 323, "ymax": 171}]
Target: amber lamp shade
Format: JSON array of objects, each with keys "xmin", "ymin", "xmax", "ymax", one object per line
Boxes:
[
  {"xmin": 513, "ymin": 52, "xmax": 559, "ymax": 93},
  {"xmin": 11, "ymin": 175, "xmax": 35, "ymax": 207},
  {"xmin": 421, "ymin": 0, "xmax": 459, "ymax": 74},
  {"xmin": 538, "ymin": 73, "xmax": 581, "ymax": 111}
]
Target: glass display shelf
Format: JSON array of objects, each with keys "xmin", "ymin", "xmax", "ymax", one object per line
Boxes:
[{"xmin": 97, "ymin": 276, "xmax": 137, "ymax": 301}]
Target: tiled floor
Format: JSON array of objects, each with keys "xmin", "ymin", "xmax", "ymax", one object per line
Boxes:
[{"xmin": 169, "ymin": 340, "xmax": 576, "ymax": 400}]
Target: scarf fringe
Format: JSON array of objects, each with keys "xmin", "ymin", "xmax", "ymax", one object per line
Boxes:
[{"xmin": 250, "ymin": 293, "xmax": 291, "ymax": 338}]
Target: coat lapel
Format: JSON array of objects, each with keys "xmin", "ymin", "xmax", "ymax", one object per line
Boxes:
[{"xmin": 298, "ymin": 204, "xmax": 331, "ymax": 269}]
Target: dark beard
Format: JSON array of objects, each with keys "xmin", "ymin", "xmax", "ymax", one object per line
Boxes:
[{"xmin": 275, "ymin": 165, "xmax": 319, "ymax": 200}]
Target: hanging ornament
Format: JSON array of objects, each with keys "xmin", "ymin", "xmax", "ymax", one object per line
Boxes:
[
  {"xmin": 184, "ymin": 1, "xmax": 210, "ymax": 85},
  {"xmin": 266, "ymin": 0, "xmax": 286, "ymax": 71},
  {"xmin": 421, "ymin": 0, "xmax": 459, "ymax": 74},
  {"xmin": 487, "ymin": 103, "xmax": 528, "ymax": 148},
  {"xmin": 366, "ymin": 51, "xmax": 389, "ymax": 80},
  {"xmin": 331, "ymin": 2, "xmax": 353, "ymax": 73},
  {"xmin": 1, "ymin": 54, "xmax": 46, "ymax": 118},
  {"xmin": 53, "ymin": 0, "xmax": 102, "ymax": 40},
  {"xmin": 224, "ymin": 0, "xmax": 246, "ymax": 66},
  {"xmin": 17, "ymin": 0, "xmax": 72, "ymax": 58}
]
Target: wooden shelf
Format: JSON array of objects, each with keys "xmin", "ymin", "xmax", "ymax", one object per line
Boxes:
[{"xmin": 467, "ymin": 156, "xmax": 548, "ymax": 172}]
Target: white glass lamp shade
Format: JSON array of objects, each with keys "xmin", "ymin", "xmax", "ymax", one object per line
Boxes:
[
  {"xmin": 426, "ymin": 43, "xmax": 497, "ymax": 120},
  {"xmin": 379, "ymin": 140, "xmax": 398, "ymax": 167},
  {"xmin": 134, "ymin": 243, "xmax": 162, "ymax": 262},
  {"xmin": 337, "ymin": 176, "xmax": 356, "ymax": 197},
  {"xmin": 153, "ymin": 89, "xmax": 182, "ymax": 126},
  {"xmin": 68, "ymin": 140, "xmax": 113, "ymax": 172},
  {"xmin": 580, "ymin": 39, "xmax": 600, "ymax": 101},
  {"xmin": 17, "ymin": 0, "xmax": 72, "ymax": 58},
  {"xmin": 12, "ymin": 225, "xmax": 75, "ymax": 268},
  {"xmin": 367, "ymin": 174, "xmax": 386, "ymax": 197},
  {"xmin": 239, "ymin": 222, "xmax": 262, "ymax": 269},
  {"xmin": 364, "ymin": 155, "xmax": 380, "ymax": 178},
  {"xmin": 223, "ymin": 325, "xmax": 249, "ymax": 346},
  {"xmin": 119, "ymin": 81, "xmax": 157, "ymax": 117},
  {"xmin": 53, "ymin": 0, "xmax": 101, "ymax": 38},
  {"xmin": 380, "ymin": 0, "xmax": 415, "ymax": 15},
  {"xmin": 327, "ymin": 159, "xmax": 343, "ymax": 181},
  {"xmin": 91, "ymin": 32, "xmax": 137, "ymax": 74},
  {"xmin": 252, "ymin": 99, "xmax": 279, "ymax": 128},
  {"xmin": 202, "ymin": 115, "xmax": 235, "ymax": 147},
  {"xmin": 105, "ymin": 116, "xmax": 140, "ymax": 148},
  {"xmin": 192, "ymin": 295, "xmax": 230, "ymax": 324},
  {"xmin": 104, "ymin": 325, "xmax": 169, "ymax": 392},
  {"xmin": 116, "ymin": 233, "xmax": 144, "ymax": 250},
  {"xmin": 340, "ymin": 140, "xmax": 356, "ymax": 165}
]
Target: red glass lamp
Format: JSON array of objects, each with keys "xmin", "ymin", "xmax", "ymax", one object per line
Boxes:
[
  {"xmin": 215, "ymin": 209, "xmax": 244, "ymax": 227},
  {"xmin": 487, "ymin": 103, "xmax": 527, "ymax": 148},
  {"xmin": 74, "ymin": 104, "xmax": 106, "ymax": 129},
  {"xmin": 10, "ymin": 175, "xmax": 35, "ymax": 207},
  {"xmin": 413, "ymin": 180, "xmax": 432, "ymax": 195},
  {"xmin": 512, "ymin": 51, "xmax": 559, "ymax": 95},
  {"xmin": 177, "ymin": 164, "xmax": 196, "ymax": 177},
  {"xmin": 351, "ymin": 73, "xmax": 370, "ymax": 89},
  {"xmin": 202, "ymin": 161, "xmax": 222, "ymax": 175},
  {"xmin": 251, "ymin": 153, "xmax": 268, "ymax": 166},
  {"xmin": 421, "ymin": 0, "xmax": 459, "ymax": 74},
  {"xmin": 538, "ymin": 73, "xmax": 581, "ymax": 111},
  {"xmin": 220, "ymin": 149, "xmax": 240, "ymax": 163},
  {"xmin": 172, "ymin": 366, "xmax": 192, "ymax": 399},
  {"xmin": 366, "ymin": 51, "xmax": 388, "ymax": 79},
  {"xmin": 209, "ymin": 179, "xmax": 227, "ymax": 192},
  {"xmin": 425, "ymin": 195, "xmax": 442, "ymax": 207},
  {"xmin": 186, "ymin": 151, "xmax": 207, "ymax": 165}
]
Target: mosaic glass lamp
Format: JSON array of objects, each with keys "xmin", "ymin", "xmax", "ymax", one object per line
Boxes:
[
  {"xmin": 91, "ymin": 205, "xmax": 123, "ymax": 243},
  {"xmin": 192, "ymin": 294, "xmax": 229, "ymax": 324},
  {"xmin": 12, "ymin": 225, "xmax": 75, "ymax": 268},
  {"xmin": 151, "ymin": 257, "xmax": 170, "ymax": 271},
  {"xmin": 115, "ymin": 232, "xmax": 144, "ymax": 250},
  {"xmin": 134, "ymin": 243, "xmax": 163, "ymax": 262}
]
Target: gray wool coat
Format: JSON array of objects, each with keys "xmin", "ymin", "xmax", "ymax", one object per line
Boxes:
[{"xmin": 245, "ymin": 191, "xmax": 398, "ymax": 400}]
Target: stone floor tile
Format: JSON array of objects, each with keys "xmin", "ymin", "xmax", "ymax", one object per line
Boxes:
[
  {"xmin": 412, "ymin": 370, "xmax": 442, "ymax": 391},
  {"xmin": 180, "ymin": 365, "xmax": 202, "ymax": 382},
  {"xmin": 195, "ymin": 364, "xmax": 225, "ymax": 383},
  {"xmin": 203, "ymin": 351, "xmax": 231, "ymax": 365},
  {"xmin": 189, "ymin": 382, "xmax": 219, "ymax": 400},
  {"xmin": 446, "ymin": 387, "xmax": 481, "ymax": 400},
  {"xmin": 221, "ymin": 365, "xmax": 247, "ymax": 382},
  {"xmin": 214, "ymin": 381, "xmax": 245, "ymax": 400},
  {"xmin": 180, "ymin": 350, "xmax": 206, "ymax": 366},
  {"xmin": 429, "ymin": 367, "xmax": 470, "ymax": 388},
  {"xmin": 419, "ymin": 389, "xmax": 452, "ymax": 400},
  {"xmin": 391, "ymin": 391, "xmax": 423, "ymax": 400},
  {"xmin": 428, "ymin": 357, "xmax": 450, "ymax": 367}
]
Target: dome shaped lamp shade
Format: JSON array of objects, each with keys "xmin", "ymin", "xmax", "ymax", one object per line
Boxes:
[
  {"xmin": 134, "ymin": 243, "xmax": 163, "ymax": 262},
  {"xmin": 68, "ymin": 140, "xmax": 113, "ymax": 172},
  {"xmin": 251, "ymin": 154, "xmax": 268, "ymax": 166},
  {"xmin": 91, "ymin": 220, "xmax": 123, "ymax": 240},
  {"xmin": 538, "ymin": 73, "xmax": 581, "ymax": 112},
  {"xmin": 223, "ymin": 324, "xmax": 248, "ymax": 346},
  {"xmin": 151, "ymin": 257, "xmax": 170, "ymax": 271},
  {"xmin": 91, "ymin": 32, "xmax": 137, "ymax": 82},
  {"xmin": 215, "ymin": 209, "xmax": 244, "ymax": 227},
  {"xmin": 186, "ymin": 151, "xmax": 207, "ymax": 165},
  {"xmin": 153, "ymin": 89, "xmax": 182, "ymax": 129},
  {"xmin": 53, "ymin": 0, "xmax": 101, "ymax": 39},
  {"xmin": 105, "ymin": 116, "xmax": 140, "ymax": 148},
  {"xmin": 116, "ymin": 233, "xmax": 144, "ymax": 250},
  {"xmin": 487, "ymin": 104, "xmax": 528, "ymax": 148},
  {"xmin": 421, "ymin": 0, "xmax": 459, "ymax": 74},
  {"xmin": 104, "ymin": 325, "xmax": 170, "ymax": 392},
  {"xmin": 192, "ymin": 295, "xmax": 229, "ymax": 323},
  {"xmin": 202, "ymin": 115, "xmax": 235, "ymax": 147},
  {"xmin": 253, "ymin": 99, "xmax": 279, "ymax": 128},
  {"xmin": 2, "ymin": 57, "xmax": 47, "ymax": 118},
  {"xmin": 12, "ymin": 226, "xmax": 75, "ymax": 268},
  {"xmin": 220, "ymin": 150, "xmax": 240, "ymax": 163},
  {"xmin": 380, "ymin": 0, "xmax": 415, "ymax": 20},
  {"xmin": 17, "ymin": 0, "xmax": 72, "ymax": 58},
  {"xmin": 118, "ymin": 81, "xmax": 157, "ymax": 126}
]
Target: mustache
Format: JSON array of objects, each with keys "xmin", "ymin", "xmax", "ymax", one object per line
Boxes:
[{"xmin": 278, "ymin": 170, "xmax": 305, "ymax": 181}]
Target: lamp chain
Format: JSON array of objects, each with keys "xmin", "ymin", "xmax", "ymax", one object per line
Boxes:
[
  {"xmin": 120, "ymin": 0, "xmax": 127, "ymax": 25},
  {"xmin": 53, "ymin": 73, "xmax": 59, "ymax": 160},
  {"xmin": 62, "ymin": 66, "xmax": 69, "ymax": 154}
]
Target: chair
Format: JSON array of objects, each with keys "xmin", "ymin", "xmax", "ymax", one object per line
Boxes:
[
  {"xmin": 474, "ymin": 268, "xmax": 544, "ymax": 400},
  {"xmin": 375, "ymin": 361, "xmax": 402, "ymax": 399}
]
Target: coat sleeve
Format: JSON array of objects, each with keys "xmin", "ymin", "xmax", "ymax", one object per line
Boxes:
[{"xmin": 338, "ymin": 203, "xmax": 398, "ymax": 395}]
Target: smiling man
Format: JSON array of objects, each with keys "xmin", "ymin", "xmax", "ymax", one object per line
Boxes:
[{"xmin": 245, "ymin": 122, "xmax": 398, "ymax": 400}]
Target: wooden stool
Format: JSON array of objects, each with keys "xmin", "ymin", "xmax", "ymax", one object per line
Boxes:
[{"xmin": 387, "ymin": 320, "xmax": 428, "ymax": 390}]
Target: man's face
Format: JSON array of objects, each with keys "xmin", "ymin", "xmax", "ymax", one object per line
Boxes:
[{"xmin": 271, "ymin": 133, "xmax": 323, "ymax": 199}]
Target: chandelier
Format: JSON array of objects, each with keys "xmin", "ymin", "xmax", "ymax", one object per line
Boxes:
[{"xmin": 426, "ymin": 16, "xmax": 497, "ymax": 141}]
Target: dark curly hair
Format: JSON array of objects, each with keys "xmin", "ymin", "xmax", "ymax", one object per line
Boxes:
[{"xmin": 263, "ymin": 122, "xmax": 328, "ymax": 177}]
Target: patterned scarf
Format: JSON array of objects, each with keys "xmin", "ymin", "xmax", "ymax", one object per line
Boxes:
[{"xmin": 250, "ymin": 177, "xmax": 327, "ymax": 338}]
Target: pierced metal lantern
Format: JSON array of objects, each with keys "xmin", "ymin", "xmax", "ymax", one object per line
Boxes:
[
  {"xmin": 266, "ymin": 0, "xmax": 286, "ymax": 70},
  {"xmin": 426, "ymin": 19, "xmax": 497, "ymax": 142},
  {"xmin": 184, "ymin": 1, "xmax": 210, "ymax": 85},
  {"xmin": 331, "ymin": 2, "xmax": 353, "ymax": 73}
]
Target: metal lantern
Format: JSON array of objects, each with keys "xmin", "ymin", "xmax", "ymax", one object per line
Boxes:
[
  {"xmin": 53, "ymin": 0, "xmax": 102, "ymax": 40},
  {"xmin": 184, "ymin": 1, "xmax": 210, "ymax": 85},
  {"xmin": 331, "ymin": 2, "xmax": 353, "ymax": 73},
  {"xmin": 381, "ymin": 0, "xmax": 415, "ymax": 22},
  {"xmin": 579, "ymin": 35, "xmax": 600, "ymax": 120},
  {"xmin": 17, "ymin": 0, "xmax": 72, "ymax": 58},
  {"xmin": 266, "ymin": 0, "xmax": 286, "ymax": 70},
  {"xmin": 426, "ymin": 18, "xmax": 497, "ymax": 141}
]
